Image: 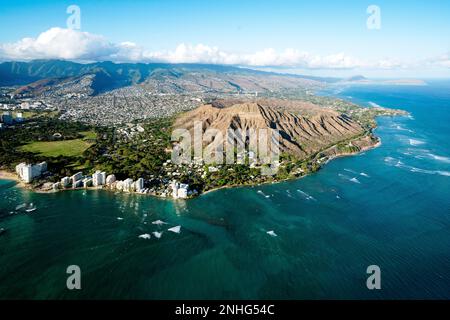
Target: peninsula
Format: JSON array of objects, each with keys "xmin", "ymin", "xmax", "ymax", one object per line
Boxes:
[{"xmin": 0, "ymin": 60, "xmax": 408, "ymax": 199}]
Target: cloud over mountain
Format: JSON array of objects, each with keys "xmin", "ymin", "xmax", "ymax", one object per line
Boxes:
[
  {"xmin": 0, "ymin": 27, "xmax": 118, "ymax": 61},
  {"xmin": 0, "ymin": 27, "xmax": 445, "ymax": 71}
]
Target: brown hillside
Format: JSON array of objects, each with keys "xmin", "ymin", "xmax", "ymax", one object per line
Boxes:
[{"xmin": 174, "ymin": 102, "xmax": 365, "ymax": 159}]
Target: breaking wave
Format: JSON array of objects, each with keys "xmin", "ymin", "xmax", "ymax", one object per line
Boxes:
[
  {"xmin": 339, "ymin": 173, "xmax": 362, "ymax": 184},
  {"xmin": 296, "ymin": 189, "xmax": 316, "ymax": 201},
  {"xmin": 349, "ymin": 177, "xmax": 361, "ymax": 184},
  {"xmin": 368, "ymin": 101, "xmax": 382, "ymax": 108},
  {"xmin": 384, "ymin": 157, "xmax": 450, "ymax": 177},
  {"xmin": 409, "ymin": 138, "xmax": 426, "ymax": 146}
]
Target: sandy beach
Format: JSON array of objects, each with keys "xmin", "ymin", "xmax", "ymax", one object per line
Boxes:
[{"xmin": 0, "ymin": 170, "xmax": 20, "ymax": 182}]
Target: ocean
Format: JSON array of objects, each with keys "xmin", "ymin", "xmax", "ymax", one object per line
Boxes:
[{"xmin": 0, "ymin": 81, "xmax": 449, "ymax": 299}]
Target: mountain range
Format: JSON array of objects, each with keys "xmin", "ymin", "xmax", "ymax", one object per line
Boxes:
[{"xmin": 0, "ymin": 60, "xmax": 336, "ymax": 95}]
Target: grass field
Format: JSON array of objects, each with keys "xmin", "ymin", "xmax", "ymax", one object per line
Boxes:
[
  {"xmin": 19, "ymin": 131, "xmax": 96, "ymax": 157},
  {"xmin": 80, "ymin": 130, "xmax": 97, "ymax": 140},
  {"xmin": 13, "ymin": 111, "xmax": 59, "ymax": 119}
]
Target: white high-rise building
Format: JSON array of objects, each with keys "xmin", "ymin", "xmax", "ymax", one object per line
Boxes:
[
  {"xmin": 83, "ymin": 178, "xmax": 93, "ymax": 188},
  {"xmin": 92, "ymin": 170, "xmax": 106, "ymax": 186},
  {"xmin": 73, "ymin": 179, "xmax": 83, "ymax": 188},
  {"xmin": 15, "ymin": 162, "xmax": 47, "ymax": 183},
  {"xmin": 100, "ymin": 172, "xmax": 106, "ymax": 185},
  {"xmin": 178, "ymin": 183, "xmax": 189, "ymax": 199},
  {"xmin": 61, "ymin": 177, "xmax": 71, "ymax": 188},
  {"xmin": 170, "ymin": 181, "xmax": 189, "ymax": 199},
  {"xmin": 135, "ymin": 178, "xmax": 144, "ymax": 192},
  {"xmin": 71, "ymin": 172, "xmax": 83, "ymax": 187},
  {"xmin": 71, "ymin": 172, "xmax": 83, "ymax": 180},
  {"xmin": 171, "ymin": 181, "xmax": 179, "ymax": 198}
]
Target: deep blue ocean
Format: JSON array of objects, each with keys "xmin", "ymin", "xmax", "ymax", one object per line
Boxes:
[{"xmin": 0, "ymin": 81, "xmax": 449, "ymax": 299}]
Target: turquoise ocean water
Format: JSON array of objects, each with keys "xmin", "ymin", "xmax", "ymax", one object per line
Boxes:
[{"xmin": 0, "ymin": 81, "xmax": 449, "ymax": 299}]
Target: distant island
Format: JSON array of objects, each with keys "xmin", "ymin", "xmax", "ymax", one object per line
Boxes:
[
  {"xmin": 340, "ymin": 75, "xmax": 427, "ymax": 86},
  {"xmin": 0, "ymin": 60, "xmax": 408, "ymax": 199}
]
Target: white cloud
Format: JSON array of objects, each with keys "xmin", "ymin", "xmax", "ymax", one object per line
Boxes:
[
  {"xmin": 434, "ymin": 52, "xmax": 450, "ymax": 68},
  {"xmin": 0, "ymin": 27, "xmax": 119, "ymax": 61},
  {"xmin": 146, "ymin": 45, "xmax": 365, "ymax": 69},
  {"xmin": 144, "ymin": 43, "xmax": 241, "ymax": 65},
  {"xmin": 0, "ymin": 27, "xmax": 445, "ymax": 72}
]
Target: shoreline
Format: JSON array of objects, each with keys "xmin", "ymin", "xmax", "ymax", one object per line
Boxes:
[
  {"xmin": 0, "ymin": 170, "xmax": 21, "ymax": 182},
  {"xmin": 201, "ymin": 136, "xmax": 382, "ymax": 197},
  {"xmin": 0, "ymin": 134, "xmax": 382, "ymax": 200}
]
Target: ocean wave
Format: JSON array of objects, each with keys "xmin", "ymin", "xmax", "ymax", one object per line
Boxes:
[
  {"xmin": 402, "ymin": 148, "xmax": 450, "ymax": 164},
  {"xmin": 339, "ymin": 173, "xmax": 361, "ymax": 184},
  {"xmin": 349, "ymin": 177, "xmax": 361, "ymax": 184},
  {"xmin": 345, "ymin": 168, "xmax": 370, "ymax": 178},
  {"xmin": 391, "ymin": 123, "xmax": 414, "ymax": 133},
  {"xmin": 168, "ymin": 226, "xmax": 181, "ymax": 234},
  {"xmin": 266, "ymin": 230, "xmax": 278, "ymax": 237},
  {"xmin": 296, "ymin": 189, "xmax": 316, "ymax": 201},
  {"xmin": 409, "ymin": 167, "xmax": 450, "ymax": 176},
  {"xmin": 152, "ymin": 231, "xmax": 163, "ymax": 239},
  {"xmin": 385, "ymin": 157, "xmax": 449, "ymax": 177},
  {"xmin": 385, "ymin": 157, "xmax": 404, "ymax": 167},
  {"xmin": 257, "ymin": 190, "xmax": 270, "ymax": 198},
  {"xmin": 427, "ymin": 153, "xmax": 450, "ymax": 164},
  {"xmin": 409, "ymin": 138, "xmax": 426, "ymax": 146},
  {"xmin": 360, "ymin": 172, "xmax": 370, "ymax": 178},
  {"xmin": 152, "ymin": 220, "xmax": 167, "ymax": 225},
  {"xmin": 368, "ymin": 101, "xmax": 382, "ymax": 108},
  {"xmin": 15, "ymin": 203, "xmax": 26, "ymax": 210},
  {"xmin": 401, "ymin": 151, "xmax": 414, "ymax": 156}
]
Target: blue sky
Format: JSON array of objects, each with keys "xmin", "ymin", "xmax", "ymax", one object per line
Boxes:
[{"xmin": 0, "ymin": 0, "xmax": 449, "ymax": 77}]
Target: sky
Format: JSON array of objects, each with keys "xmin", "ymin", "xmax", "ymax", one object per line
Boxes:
[{"xmin": 0, "ymin": 0, "xmax": 449, "ymax": 78}]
